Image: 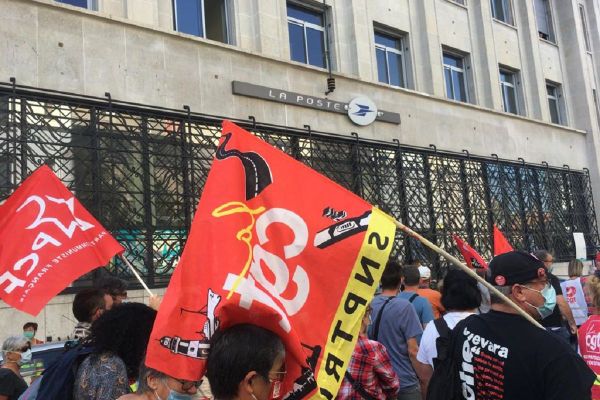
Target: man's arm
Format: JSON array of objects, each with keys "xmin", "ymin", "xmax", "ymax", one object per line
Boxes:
[
  {"xmin": 414, "ymin": 360, "xmax": 433, "ymax": 398},
  {"xmin": 407, "ymin": 337, "xmax": 428, "ymax": 400},
  {"xmin": 556, "ymin": 294, "xmax": 577, "ymax": 334}
]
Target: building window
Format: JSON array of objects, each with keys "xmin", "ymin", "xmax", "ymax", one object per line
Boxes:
[
  {"xmin": 449, "ymin": 0, "xmax": 466, "ymax": 4},
  {"xmin": 287, "ymin": 3, "xmax": 327, "ymax": 68},
  {"xmin": 490, "ymin": 0, "xmax": 513, "ymax": 25},
  {"xmin": 443, "ymin": 52, "xmax": 468, "ymax": 102},
  {"xmin": 499, "ymin": 69, "xmax": 519, "ymax": 115},
  {"xmin": 579, "ymin": 5, "xmax": 591, "ymax": 52},
  {"xmin": 546, "ymin": 82, "xmax": 564, "ymax": 124},
  {"xmin": 534, "ymin": 0, "xmax": 555, "ymax": 42},
  {"xmin": 173, "ymin": 0, "xmax": 229, "ymax": 43},
  {"xmin": 375, "ymin": 31, "xmax": 407, "ymax": 88},
  {"xmin": 56, "ymin": 0, "xmax": 96, "ymax": 9}
]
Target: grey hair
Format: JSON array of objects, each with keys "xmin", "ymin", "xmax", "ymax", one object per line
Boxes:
[
  {"xmin": 2, "ymin": 335, "xmax": 29, "ymax": 358},
  {"xmin": 137, "ymin": 362, "xmax": 168, "ymax": 394},
  {"xmin": 489, "ymin": 285, "xmax": 513, "ymax": 304}
]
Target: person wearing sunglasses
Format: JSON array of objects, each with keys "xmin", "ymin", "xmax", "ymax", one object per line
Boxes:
[
  {"xmin": 117, "ymin": 360, "xmax": 202, "ymax": 400},
  {"xmin": 206, "ymin": 324, "xmax": 285, "ymax": 400},
  {"xmin": 0, "ymin": 336, "xmax": 31, "ymax": 400}
]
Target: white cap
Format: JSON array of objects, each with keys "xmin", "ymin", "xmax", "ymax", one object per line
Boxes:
[{"xmin": 418, "ymin": 266, "xmax": 431, "ymax": 279}]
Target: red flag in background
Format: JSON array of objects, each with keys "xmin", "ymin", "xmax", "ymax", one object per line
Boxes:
[
  {"xmin": 146, "ymin": 121, "xmax": 396, "ymax": 399},
  {"xmin": 453, "ymin": 235, "xmax": 488, "ymax": 270},
  {"xmin": 0, "ymin": 165, "xmax": 124, "ymax": 315},
  {"xmin": 493, "ymin": 224, "xmax": 514, "ymax": 256}
]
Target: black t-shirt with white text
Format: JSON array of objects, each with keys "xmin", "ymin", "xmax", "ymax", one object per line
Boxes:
[
  {"xmin": 452, "ymin": 310, "xmax": 595, "ymax": 400},
  {"xmin": 0, "ymin": 368, "xmax": 28, "ymax": 400}
]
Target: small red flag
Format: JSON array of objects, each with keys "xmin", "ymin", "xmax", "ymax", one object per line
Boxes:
[
  {"xmin": 0, "ymin": 165, "xmax": 124, "ymax": 315},
  {"xmin": 146, "ymin": 121, "xmax": 396, "ymax": 398},
  {"xmin": 493, "ymin": 224, "xmax": 514, "ymax": 256},
  {"xmin": 453, "ymin": 235, "xmax": 488, "ymax": 270}
]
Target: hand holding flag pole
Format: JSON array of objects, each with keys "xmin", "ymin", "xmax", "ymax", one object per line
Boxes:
[{"xmin": 391, "ymin": 217, "xmax": 543, "ymax": 329}]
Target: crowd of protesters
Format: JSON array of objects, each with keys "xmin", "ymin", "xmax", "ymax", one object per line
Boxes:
[{"xmin": 3, "ymin": 251, "xmax": 600, "ymax": 400}]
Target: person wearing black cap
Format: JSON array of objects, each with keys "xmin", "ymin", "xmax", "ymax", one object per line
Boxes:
[{"xmin": 443, "ymin": 251, "xmax": 595, "ymax": 399}]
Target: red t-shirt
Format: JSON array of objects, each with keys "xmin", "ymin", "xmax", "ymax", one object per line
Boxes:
[{"xmin": 578, "ymin": 315, "xmax": 600, "ymax": 399}]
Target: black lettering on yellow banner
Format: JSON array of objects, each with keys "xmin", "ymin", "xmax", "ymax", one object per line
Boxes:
[{"xmin": 314, "ymin": 208, "xmax": 396, "ymax": 399}]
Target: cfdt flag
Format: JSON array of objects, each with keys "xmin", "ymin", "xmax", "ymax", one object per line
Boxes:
[
  {"xmin": 0, "ymin": 165, "xmax": 124, "ymax": 315},
  {"xmin": 493, "ymin": 224, "xmax": 514, "ymax": 256},
  {"xmin": 146, "ymin": 121, "xmax": 396, "ymax": 399},
  {"xmin": 453, "ymin": 234, "xmax": 488, "ymax": 270}
]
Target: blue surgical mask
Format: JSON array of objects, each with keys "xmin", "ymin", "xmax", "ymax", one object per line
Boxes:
[
  {"xmin": 522, "ymin": 283, "xmax": 557, "ymax": 319},
  {"xmin": 18, "ymin": 349, "xmax": 32, "ymax": 366},
  {"xmin": 154, "ymin": 381, "xmax": 195, "ymax": 400}
]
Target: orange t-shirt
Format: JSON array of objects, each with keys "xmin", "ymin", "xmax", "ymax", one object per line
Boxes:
[{"xmin": 417, "ymin": 288, "xmax": 444, "ymax": 318}]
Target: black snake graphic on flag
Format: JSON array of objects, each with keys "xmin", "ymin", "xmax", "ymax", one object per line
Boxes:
[{"xmin": 216, "ymin": 132, "xmax": 273, "ymax": 200}]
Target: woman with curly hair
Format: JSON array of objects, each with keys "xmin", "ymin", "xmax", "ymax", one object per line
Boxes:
[
  {"xmin": 578, "ymin": 271, "xmax": 600, "ymax": 399},
  {"xmin": 73, "ymin": 302, "xmax": 157, "ymax": 400}
]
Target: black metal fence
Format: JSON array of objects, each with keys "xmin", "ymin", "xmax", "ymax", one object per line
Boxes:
[{"xmin": 1, "ymin": 81, "xmax": 598, "ymax": 288}]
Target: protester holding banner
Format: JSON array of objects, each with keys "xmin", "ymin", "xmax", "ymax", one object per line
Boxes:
[
  {"xmin": 439, "ymin": 251, "xmax": 595, "ymax": 399},
  {"xmin": 561, "ymin": 259, "xmax": 589, "ymax": 328},
  {"xmin": 206, "ymin": 324, "xmax": 286, "ymax": 400},
  {"xmin": 337, "ymin": 303, "xmax": 399, "ymax": 400},
  {"xmin": 116, "ymin": 360, "xmax": 201, "ymax": 400},
  {"xmin": 73, "ymin": 303, "xmax": 156, "ymax": 400},
  {"xmin": 579, "ymin": 271, "xmax": 600, "ymax": 399}
]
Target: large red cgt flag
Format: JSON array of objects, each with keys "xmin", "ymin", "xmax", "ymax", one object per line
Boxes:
[
  {"xmin": 453, "ymin": 234, "xmax": 488, "ymax": 270},
  {"xmin": 0, "ymin": 165, "xmax": 124, "ymax": 315},
  {"xmin": 146, "ymin": 121, "xmax": 396, "ymax": 399},
  {"xmin": 493, "ymin": 224, "xmax": 514, "ymax": 256}
]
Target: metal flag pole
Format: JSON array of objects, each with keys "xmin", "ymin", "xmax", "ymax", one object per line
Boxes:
[
  {"xmin": 392, "ymin": 218, "xmax": 544, "ymax": 329},
  {"xmin": 119, "ymin": 254, "xmax": 154, "ymax": 297}
]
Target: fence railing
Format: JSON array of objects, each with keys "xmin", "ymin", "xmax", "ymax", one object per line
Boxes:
[{"xmin": 1, "ymin": 81, "xmax": 598, "ymax": 287}]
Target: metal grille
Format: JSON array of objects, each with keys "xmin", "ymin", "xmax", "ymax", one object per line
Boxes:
[{"xmin": 1, "ymin": 82, "xmax": 598, "ymax": 287}]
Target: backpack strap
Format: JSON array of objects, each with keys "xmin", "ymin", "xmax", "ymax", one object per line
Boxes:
[
  {"xmin": 344, "ymin": 370, "xmax": 377, "ymax": 400},
  {"xmin": 408, "ymin": 293, "xmax": 419, "ymax": 303},
  {"xmin": 434, "ymin": 317, "xmax": 451, "ymax": 339},
  {"xmin": 372, "ymin": 296, "xmax": 394, "ymax": 341}
]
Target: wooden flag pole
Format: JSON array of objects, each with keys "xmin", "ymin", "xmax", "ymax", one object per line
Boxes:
[
  {"xmin": 119, "ymin": 254, "xmax": 154, "ymax": 297},
  {"xmin": 392, "ymin": 218, "xmax": 544, "ymax": 329}
]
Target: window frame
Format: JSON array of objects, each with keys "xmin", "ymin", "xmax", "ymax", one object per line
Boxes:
[
  {"xmin": 56, "ymin": 0, "xmax": 97, "ymax": 10},
  {"xmin": 443, "ymin": 51, "xmax": 469, "ymax": 103},
  {"xmin": 172, "ymin": 0, "xmax": 230, "ymax": 43},
  {"xmin": 499, "ymin": 68, "xmax": 520, "ymax": 115},
  {"xmin": 490, "ymin": 0, "xmax": 514, "ymax": 25},
  {"xmin": 286, "ymin": 2, "xmax": 328, "ymax": 69},
  {"xmin": 534, "ymin": 0, "xmax": 556, "ymax": 43},
  {"xmin": 374, "ymin": 31, "xmax": 407, "ymax": 88},
  {"xmin": 579, "ymin": 4, "xmax": 591, "ymax": 53},
  {"xmin": 546, "ymin": 82, "xmax": 564, "ymax": 125}
]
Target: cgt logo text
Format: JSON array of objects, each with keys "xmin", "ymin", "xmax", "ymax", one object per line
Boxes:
[
  {"xmin": 220, "ymin": 206, "xmax": 310, "ymax": 333},
  {"xmin": 585, "ymin": 321, "xmax": 600, "ymax": 353}
]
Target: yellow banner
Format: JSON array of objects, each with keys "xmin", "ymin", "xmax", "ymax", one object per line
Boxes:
[{"xmin": 312, "ymin": 207, "xmax": 396, "ymax": 399}]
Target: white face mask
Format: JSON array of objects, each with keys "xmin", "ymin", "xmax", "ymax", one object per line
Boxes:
[{"xmin": 17, "ymin": 349, "xmax": 32, "ymax": 366}]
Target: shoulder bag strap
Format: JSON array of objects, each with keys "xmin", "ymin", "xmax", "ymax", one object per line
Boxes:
[
  {"xmin": 344, "ymin": 370, "xmax": 377, "ymax": 400},
  {"xmin": 408, "ymin": 293, "xmax": 419, "ymax": 303},
  {"xmin": 372, "ymin": 296, "xmax": 394, "ymax": 341}
]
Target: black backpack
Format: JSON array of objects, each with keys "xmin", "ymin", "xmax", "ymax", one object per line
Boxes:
[
  {"xmin": 36, "ymin": 341, "xmax": 94, "ymax": 400},
  {"xmin": 426, "ymin": 318, "xmax": 463, "ymax": 400}
]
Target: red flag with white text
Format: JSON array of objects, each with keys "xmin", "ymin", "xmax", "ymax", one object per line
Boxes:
[
  {"xmin": 0, "ymin": 165, "xmax": 124, "ymax": 315},
  {"xmin": 493, "ymin": 224, "xmax": 514, "ymax": 256},
  {"xmin": 453, "ymin": 234, "xmax": 488, "ymax": 270},
  {"xmin": 146, "ymin": 121, "xmax": 396, "ymax": 399}
]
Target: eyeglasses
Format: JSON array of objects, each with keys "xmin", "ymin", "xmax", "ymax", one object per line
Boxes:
[
  {"xmin": 521, "ymin": 281, "xmax": 551, "ymax": 294},
  {"xmin": 176, "ymin": 378, "xmax": 202, "ymax": 391},
  {"xmin": 268, "ymin": 370, "xmax": 287, "ymax": 383}
]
